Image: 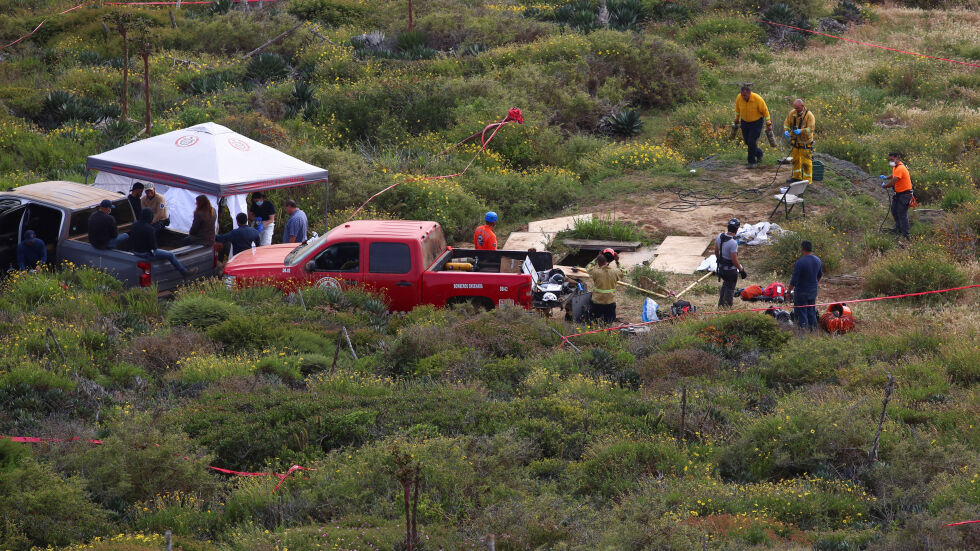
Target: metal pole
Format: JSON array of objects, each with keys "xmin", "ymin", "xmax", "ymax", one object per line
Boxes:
[{"xmin": 323, "ymin": 180, "xmax": 329, "ymax": 233}]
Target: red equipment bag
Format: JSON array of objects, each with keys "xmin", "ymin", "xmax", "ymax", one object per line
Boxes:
[
  {"xmin": 739, "ymin": 284, "xmax": 764, "ymax": 300},
  {"xmin": 819, "ymin": 303, "xmax": 855, "ymax": 334},
  {"xmin": 762, "ymin": 282, "xmax": 786, "ymax": 299}
]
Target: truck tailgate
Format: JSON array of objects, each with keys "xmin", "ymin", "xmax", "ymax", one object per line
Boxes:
[
  {"xmin": 421, "ymin": 271, "xmax": 533, "ymax": 308},
  {"xmin": 59, "ymin": 241, "xmax": 217, "ymax": 291}
]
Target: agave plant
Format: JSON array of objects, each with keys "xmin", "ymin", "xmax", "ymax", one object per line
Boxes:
[
  {"xmin": 292, "ymin": 80, "xmax": 316, "ymax": 108},
  {"xmin": 831, "ymin": 0, "xmax": 864, "ymax": 24},
  {"xmin": 245, "ymin": 52, "xmax": 290, "ymax": 83},
  {"xmin": 210, "ymin": 0, "xmax": 233, "ymax": 15},
  {"xmin": 600, "ymin": 109, "xmax": 644, "ymax": 138},
  {"xmin": 609, "ymin": 0, "xmax": 646, "ymax": 30}
]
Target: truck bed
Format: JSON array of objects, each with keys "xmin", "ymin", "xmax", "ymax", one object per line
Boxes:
[
  {"xmin": 429, "ymin": 248, "xmax": 553, "ymax": 273},
  {"xmin": 59, "ymin": 236, "xmax": 216, "ymax": 292}
]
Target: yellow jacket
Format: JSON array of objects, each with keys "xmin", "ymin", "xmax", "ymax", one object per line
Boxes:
[
  {"xmin": 587, "ymin": 263, "xmax": 622, "ymax": 305},
  {"xmin": 784, "ymin": 108, "xmax": 815, "ymax": 144},
  {"xmin": 735, "ymin": 92, "xmax": 771, "ymax": 124}
]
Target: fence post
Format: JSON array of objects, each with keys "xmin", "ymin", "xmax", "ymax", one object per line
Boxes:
[{"xmin": 165, "ymin": 530, "xmax": 172, "ymax": 551}]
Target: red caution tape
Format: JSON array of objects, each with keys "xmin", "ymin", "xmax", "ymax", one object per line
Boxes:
[
  {"xmin": 559, "ymin": 283, "xmax": 980, "ymax": 342},
  {"xmin": 945, "ymin": 520, "xmax": 980, "ymax": 527},
  {"xmin": 1, "ymin": 435, "xmax": 312, "ymax": 492},
  {"xmin": 763, "ymin": 20, "xmax": 980, "ymax": 68},
  {"xmin": 346, "ymin": 108, "xmax": 524, "ymax": 221},
  {"xmin": 0, "ymin": 3, "xmax": 85, "ymax": 50}
]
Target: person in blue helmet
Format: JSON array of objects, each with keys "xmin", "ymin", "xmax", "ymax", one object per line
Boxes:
[{"xmin": 474, "ymin": 211, "xmax": 498, "ymax": 250}]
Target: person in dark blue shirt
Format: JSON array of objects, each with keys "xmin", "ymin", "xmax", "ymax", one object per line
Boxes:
[
  {"xmin": 216, "ymin": 213, "xmax": 261, "ymax": 258},
  {"xmin": 17, "ymin": 230, "xmax": 47, "ymax": 271},
  {"xmin": 787, "ymin": 240, "xmax": 823, "ymax": 332}
]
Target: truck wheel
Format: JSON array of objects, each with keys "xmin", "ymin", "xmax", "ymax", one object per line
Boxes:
[{"xmin": 446, "ymin": 296, "xmax": 494, "ymax": 311}]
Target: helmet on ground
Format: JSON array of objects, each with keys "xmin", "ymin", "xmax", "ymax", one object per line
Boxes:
[
  {"xmin": 727, "ymin": 217, "xmax": 741, "ymax": 233},
  {"xmin": 542, "ymin": 292, "xmax": 558, "ymax": 302},
  {"xmin": 549, "ymin": 272, "xmax": 565, "ymax": 284},
  {"xmin": 485, "ymin": 211, "xmax": 498, "ymax": 223}
]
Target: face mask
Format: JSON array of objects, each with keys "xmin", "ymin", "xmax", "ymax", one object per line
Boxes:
[
  {"xmin": 889, "ymin": 161, "xmax": 897, "ymax": 167},
  {"xmin": 256, "ymin": 200, "xmax": 264, "ymax": 206}
]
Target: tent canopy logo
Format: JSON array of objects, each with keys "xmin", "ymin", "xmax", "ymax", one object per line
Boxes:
[
  {"xmin": 175, "ymin": 135, "xmax": 199, "ymax": 148},
  {"xmin": 228, "ymin": 138, "xmax": 251, "ymax": 152}
]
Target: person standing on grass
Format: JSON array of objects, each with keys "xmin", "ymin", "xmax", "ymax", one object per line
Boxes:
[
  {"xmin": 787, "ymin": 240, "xmax": 822, "ymax": 332},
  {"xmin": 715, "ymin": 218, "xmax": 747, "ymax": 307},
  {"xmin": 249, "ymin": 191, "xmax": 276, "ymax": 246},
  {"xmin": 880, "ymin": 152, "xmax": 914, "ymax": 239},
  {"xmin": 283, "ymin": 200, "xmax": 308, "ymax": 244},
  {"xmin": 783, "ymin": 99, "xmax": 815, "ymax": 184},
  {"xmin": 584, "ymin": 248, "xmax": 622, "ymax": 324},
  {"xmin": 474, "ymin": 211, "xmax": 498, "ymax": 250},
  {"xmin": 734, "ymin": 84, "xmax": 772, "ymax": 169}
]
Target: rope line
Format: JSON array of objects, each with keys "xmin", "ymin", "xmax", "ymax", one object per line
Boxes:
[
  {"xmin": 559, "ymin": 283, "xmax": 980, "ymax": 342},
  {"xmin": 762, "ymin": 20, "xmax": 980, "ymax": 68}
]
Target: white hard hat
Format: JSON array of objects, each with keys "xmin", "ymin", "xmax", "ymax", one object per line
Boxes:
[{"xmin": 542, "ymin": 292, "xmax": 558, "ymax": 302}]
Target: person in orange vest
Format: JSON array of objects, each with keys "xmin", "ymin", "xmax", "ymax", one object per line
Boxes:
[
  {"xmin": 474, "ymin": 211, "xmax": 498, "ymax": 250},
  {"xmin": 880, "ymin": 152, "xmax": 914, "ymax": 239}
]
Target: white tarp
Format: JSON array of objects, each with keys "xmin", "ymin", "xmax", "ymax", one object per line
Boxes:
[
  {"xmin": 736, "ymin": 221, "xmax": 786, "ymax": 246},
  {"xmin": 86, "ymin": 122, "xmax": 328, "ymax": 196},
  {"xmin": 93, "ymin": 172, "xmax": 247, "ymax": 233},
  {"xmin": 698, "ymin": 254, "xmax": 718, "ymax": 273}
]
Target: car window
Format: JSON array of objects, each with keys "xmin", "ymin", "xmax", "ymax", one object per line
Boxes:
[
  {"xmin": 369, "ymin": 242, "xmax": 411, "ymax": 274},
  {"xmin": 314, "ymin": 242, "xmax": 360, "ymax": 272}
]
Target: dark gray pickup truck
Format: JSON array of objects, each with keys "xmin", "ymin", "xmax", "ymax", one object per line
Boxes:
[{"xmin": 0, "ymin": 181, "xmax": 217, "ymax": 291}]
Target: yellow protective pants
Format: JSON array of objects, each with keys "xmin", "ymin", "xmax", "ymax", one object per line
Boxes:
[{"xmin": 791, "ymin": 145, "xmax": 813, "ymax": 182}]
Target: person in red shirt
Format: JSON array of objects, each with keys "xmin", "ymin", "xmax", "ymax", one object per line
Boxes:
[
  {"xmin": 880, "ymin": 152, "xmax": 914, "ymax": 239},
  {"xmin": 474, "ymin": 211, "xmax": 498, "ymax": 250}
]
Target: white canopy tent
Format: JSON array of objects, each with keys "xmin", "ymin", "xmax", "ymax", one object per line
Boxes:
[{"xmin": 86, "ymin": 122, "xmax": 328, "ymax": 232}]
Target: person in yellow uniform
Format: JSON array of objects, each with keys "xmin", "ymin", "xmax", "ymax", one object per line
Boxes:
[
  {"xmin": 585, "ymin": 248, "xmax": 622, "ymax": 324},
  {"xmin": 734, "ymin": 85, "xmax": 772, "ymax": 169},
  {"xmin": 783, "ymin": 99, "xmax": 816, "ymax": 184}
]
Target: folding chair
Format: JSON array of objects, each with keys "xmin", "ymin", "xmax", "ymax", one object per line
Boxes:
[{"xmin": 770, "ymin": 180, "xmax": 808, "ymax": 220}]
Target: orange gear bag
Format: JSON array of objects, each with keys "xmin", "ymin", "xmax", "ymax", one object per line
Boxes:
[{"xmin": 739, "ymin": 284, "xmax": 764, "ymax": 300}]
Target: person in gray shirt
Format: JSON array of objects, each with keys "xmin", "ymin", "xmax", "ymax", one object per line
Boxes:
[
  {"xmin": 715, "ymin": 217, "xmax": 747, "ymax": 307},
  {"xmin": 283, "ymin": 200, "xmax": 308, "ymax": 244}
]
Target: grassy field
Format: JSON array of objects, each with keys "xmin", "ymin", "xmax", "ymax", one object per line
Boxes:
[{"xmin": 1, "ymin": 0, "xmax": 980, "ymax": 549}]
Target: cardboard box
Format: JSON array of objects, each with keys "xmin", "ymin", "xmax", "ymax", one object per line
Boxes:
[{"xmin": 499, "ymin": 257, "xmax": 523, "ymax": 273}]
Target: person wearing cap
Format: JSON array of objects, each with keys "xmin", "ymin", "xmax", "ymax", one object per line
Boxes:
[
  {"xmin": 474, "ymin": 211, "xmax": 498, "ymax": 250},
  {"xmin": 88, "ymin": 199, "xmax": 129, "ymax": 250},
  {"xmin": 715, "ymin": 217, "xmax": 747, "ymax": 307},
  {"xmin": 127, "ymin": 182, "xmax": 144, "ymax": 217},
  {"xmin": 248, "ymin": 191, "xmax": 276, "ymax": 246},
  {"xmin": 283, "ymin": 200, "xmax": 308, "ymax": 244},
  {"xmin": 734, "ymin": 84, "xmax": 772, "ymax": 169},
  {"xmin": 140, "ymin": 183, "xmax": 170, "ymax": 232},
  {"xmin": 584, "ymin": 248, "xmax": 622, "ymax": 323},
  {"xmin": 133, "ymin": 207, "xmax": 189, "ymax": 277},
  {"xmin": 16, "ymin": 230, "xmax": 47, "ymax": 271}
]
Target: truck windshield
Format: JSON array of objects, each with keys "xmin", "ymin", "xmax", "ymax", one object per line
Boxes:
[{"xmin": 284, "ymin": 233, "xmax": 328, "ymax": 266}]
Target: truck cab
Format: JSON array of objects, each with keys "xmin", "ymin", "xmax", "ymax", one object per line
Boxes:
[{"xmin": 224, "ymin": 220, "xmax": 553, "ymax": 311}]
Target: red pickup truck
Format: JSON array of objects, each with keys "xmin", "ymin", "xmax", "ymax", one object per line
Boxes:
[{"xmin": 222, "ymin": 220, "xmax": 554, "ymax": 311}]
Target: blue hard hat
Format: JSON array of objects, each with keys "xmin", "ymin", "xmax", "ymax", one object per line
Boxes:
[{"xmin": 485, "ymin": 211, "xmax": 498, "ymax": 223}]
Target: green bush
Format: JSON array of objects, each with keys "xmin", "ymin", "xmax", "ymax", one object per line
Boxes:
[
  {"xmin": 70, "ymin": 413, "xmax": 218, "ymax": 511},
  {"xmin": 569, "ymin": 436, "xmax": 686, "ymax": 499},
  {"xmin": 940, "ymin": 343, "xmax": 980, "ymax": 386},
  {"xmin": 759, "ymin": 337, "xmax": 867, "ymax": 387},
  {"xmin": 176, "ymin": 354, "xmax": 254, "ymax": 384},
  {"xmin": 256, "ymin": 355, "xmax": 304, "ymax": 383},
  {"xmin": 560, "ymin": 215, "xmax": 645, "ymax": 242},
  {"xmin": 245, "ymin": 52, "xmax": 290, "ymax": 83},
  {"xmin": 0, "ymin": 458, "xmax": 113, "ymax": 550},
  {"xmin": 760, "ymin": 221, "xmax": 843, "ymax": 276},
  {"xmin": 167, "ymin": 295, "xmax": 243, "ymax": 329},
  {"xmin": 207, "ymin": 316, "xmax": 284, "ymax": 352},
  {"xmin": 863, "ymin": 245, "xmax": 967, "ymax": 301},
  {"xmin": 288, "ymin": 0, "xmax": 371, "ymax": 27}
]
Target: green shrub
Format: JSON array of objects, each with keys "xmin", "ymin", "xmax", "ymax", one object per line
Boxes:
[
  {"xmin": 940, "ymin": 186, "xmax": 978, "ymax": 210},
  {"xmin": 479, "ymin": 356, "xmax": 530, "ymax": 396},
  {"xmin": 256, "ymin": 355, "xmax": 303, "ymax": 383},
  {"xmin": 0, "ymin": 459, "xmax": 113, "ymax": 550},
  {"xmin": 71, "ymin": 413, "xmax": 218, "ymax": 511},
  {"xmin": 560, "ymin": 215, "xmax": 645, "ymax": 242},
  {"xmin": 287, "ymin": 0, "xmax": 371, "ymax": 27},
  {"xmin": 940, "ymin": 343, "xmax": 980, "ymax": 386},
  {"xmin": 0, "ymin": 439, "xmax": 29, "ymax": 473},
  {"xmin": 569, "ymin": 436, "xmax": 686, "ymax": 499},
  {"xmin": 167, "ymin": 295, "xmax": 242, "ymax": 329},
  {"xmin": 759, "ymin": 337, "xmax": 867, "ymax": 387},
  {"xmin": 862, "ymin": 245, "xmax": 967, "ymax": 301},
  {"xmin": 176, "ymin": 354, "xmax": 254, "ymax": 384},
  {"xmin": 600, "ymin": 109, "xmax": 644, "ymax": 137},
  {"xmin": 760, "ymin": 221, "xmax": 843, "ymax": 276},
  {"xmin": 104, "ymin": 362, "xmax": 146, "ymax": 389},
  {"xmin": 207, "ymin": 316, "xmax": 284, "ymax": 352},
  {"xmin": 637, "ymin": 348, "xmax": 720, "ymax": 389},
  {"xmin": 465, "ymin": 168, "xmax": 582, "ymax": 220},
  {"xmin": 245, "ymin": 52, "xmax": 290, "ymax": 83}
]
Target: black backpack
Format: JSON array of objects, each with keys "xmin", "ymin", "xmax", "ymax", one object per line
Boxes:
[{"xmin": 670, "ymin": 300, "xmax": 696, "ymax": 317}]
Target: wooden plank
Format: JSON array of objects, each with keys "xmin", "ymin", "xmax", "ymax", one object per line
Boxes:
[{"xmin": 561, "ymin": 239, "xmax": 641, "ymax": 251}]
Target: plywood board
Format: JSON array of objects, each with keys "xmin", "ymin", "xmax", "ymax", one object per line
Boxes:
[
  {"xmin": 528, "ymin": 213, "xmax": 592, "ymax": 234},
  {"xmin": 650, "ymin": 254, "xmax": 707, "ymax": 274},
  {"xmin": 502, "ymin": 231, "xmax": 551, "ymax": 252},
  {"xmin": 561, "ymin": 239, "xmax": 642, "ymax": 252},
  {"xmin": 616, "ymin": 246, "xmax": 658, "ymax": 270},
  {"xmin": 653, "ymin": 236, "xmax": 713, "ymax": 256}
]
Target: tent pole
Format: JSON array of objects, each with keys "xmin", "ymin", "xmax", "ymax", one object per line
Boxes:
[
  {"xmin": 323, "ymin": 180, "xmax": 330, "ymax": 235},
  {"xmin": 84, "ymin": 169, "xmax": 89, "ymax": 185}
]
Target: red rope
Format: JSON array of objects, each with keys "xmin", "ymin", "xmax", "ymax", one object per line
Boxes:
[
  {"xmin": 945, "ymin": 520, "xmax": 980, "ymax": 527},
  {"xmin": 559, "ymin": 282, "xmax": 980, "ymax": 342},
  {"xmin": 762, "ymin": 20, "xmax": 980, "ymax": 68},
  {"xmin": 1, "ymin": 435, "xmax": 312, "ymax": 492},
  {"xmin": 0, "ymin": 3, "xmax": 85, "ymax": 50},
  {"xmin": 346, "ymin": 108, "xmax": 524, "ymax": 222}
]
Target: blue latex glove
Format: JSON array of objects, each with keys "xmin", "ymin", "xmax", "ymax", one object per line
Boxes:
[
  {"xmin": 783, "ymin": 130, "xmax": 790, "ymax": 138},
  {"xmin": 793, "ymin": 129, "xmax": 802, "ymax": 135},
  {"xmin": 256, "ymin": 222, "xmax": 264, "ymax": 233},
  {"xmin": 880, "ymin": 174, "xmax": 887, "ymax": 180},
  {"xmin": 880, "ymin": 182, "xmax": 887, "ymax": 187}
]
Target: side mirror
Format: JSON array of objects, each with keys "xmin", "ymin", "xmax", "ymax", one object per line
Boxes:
[{"xmin": 304, "ymin": 261, "xmax": 315, "ymax": 273}]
